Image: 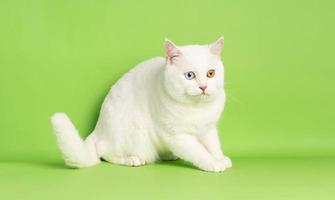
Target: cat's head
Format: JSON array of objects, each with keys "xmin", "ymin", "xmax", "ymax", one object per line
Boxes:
[{"xmin": 163, "ymin": 37, "xmax": 225, "ymax": 104}]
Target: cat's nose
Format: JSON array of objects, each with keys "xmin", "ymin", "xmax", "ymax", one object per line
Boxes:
[{"xmin": 199, "ymin": 85, "xmax": 207, "ymax": 92}]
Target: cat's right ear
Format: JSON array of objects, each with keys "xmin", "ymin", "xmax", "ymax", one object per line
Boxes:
[{"xmin": 164, "ymin": 38, "xmax": 182, "ymax": 64}]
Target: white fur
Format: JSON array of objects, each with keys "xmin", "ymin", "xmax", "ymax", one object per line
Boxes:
[{"xmin": 51, "ymin": 37, "xmax": 232, "ymax": 172}]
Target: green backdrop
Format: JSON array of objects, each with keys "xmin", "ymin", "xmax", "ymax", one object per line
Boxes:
[{"xmin": 1, "ymin": 0, "xmax": 334, "ymax": 199}]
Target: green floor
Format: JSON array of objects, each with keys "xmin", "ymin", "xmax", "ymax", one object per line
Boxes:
[{"xmin": 1, "ymin": 157, "xmax": 334, "ymax": 200}]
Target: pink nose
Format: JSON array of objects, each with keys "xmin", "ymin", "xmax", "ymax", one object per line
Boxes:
[{"xmin": 199, "ymin": 85, "xmax": 207, "ymax": 92}]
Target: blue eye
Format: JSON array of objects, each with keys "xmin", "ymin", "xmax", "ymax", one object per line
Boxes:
[{"xmin": 184, "ymin": 71, "xmax": 196, "ymax": 80}]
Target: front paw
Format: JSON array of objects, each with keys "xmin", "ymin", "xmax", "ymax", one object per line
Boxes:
[
  {"xmin": 197, "ymin": 159, "xmax": 226, "ymax": 173},
  {"xmin": 219, "ymin": 156, "xmax": 232, "ymax": 168}
]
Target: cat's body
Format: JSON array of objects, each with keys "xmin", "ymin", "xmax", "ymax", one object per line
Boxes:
[{"xmin": 51, "ymin": 38, "xmax": 232, "ymax": 172}]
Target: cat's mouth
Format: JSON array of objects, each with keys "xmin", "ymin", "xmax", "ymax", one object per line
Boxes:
[
  {"xmin": 188, "ymin": 91, "xmax": 210, "ymax": 97},
  {"xmin": 185, "ymin": 89, "xmax": 213, "ymax": 100},
  {"xmin": 192, "ymin": 92, "xmax": 211, "ymax": 99},
  {"xmin": 195, "ymin": 93, "xmax": 214, "ymax": 102}
]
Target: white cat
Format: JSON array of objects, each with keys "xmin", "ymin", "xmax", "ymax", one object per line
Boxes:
[{"xmin": 51, "ymin": 37, "xmax": 232, "ymax": 172}]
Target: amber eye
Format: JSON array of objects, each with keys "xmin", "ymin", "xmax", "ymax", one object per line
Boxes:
[{"xmin": 207, "ymin": 69, "xmax": 215, "ymax": 78}]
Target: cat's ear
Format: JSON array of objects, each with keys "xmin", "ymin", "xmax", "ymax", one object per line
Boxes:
[
  {"xmin": 209, "ymin": 36, "xmax": 224, "ymax": 56},
  {"xmin": 164, "ymin": 38, "xmax": 182, "ymax": 64}
]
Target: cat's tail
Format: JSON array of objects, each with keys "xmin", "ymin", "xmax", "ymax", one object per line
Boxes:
[{"xmin": 50, "ymin": 113, "xmax": 101, "ymax": 168}]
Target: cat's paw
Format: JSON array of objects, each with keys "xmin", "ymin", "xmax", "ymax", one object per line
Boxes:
[
  {"xmin": 124, "ymin": 156, "xmax": 146, "ymax": 167},
  {"xmin": 219, "ymin": 156, "xmax": 232, "ymax": 168},
  {"xmin": 197, "ymin": 159, "xmax": 226, "ymax": 173}
]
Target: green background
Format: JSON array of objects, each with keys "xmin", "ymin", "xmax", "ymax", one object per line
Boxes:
[{"xmin": 0, "ymin": 0, "xmax": 334, "ymax": 199}]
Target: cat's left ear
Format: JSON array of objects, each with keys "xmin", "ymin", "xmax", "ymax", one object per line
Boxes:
[
  {"xmin": 164, "ymin": 38, "xmax": 182, "ymax": 64},
  {"xmin": 209, "ymin": 36, "xmax": 224, "ymax": 56}
]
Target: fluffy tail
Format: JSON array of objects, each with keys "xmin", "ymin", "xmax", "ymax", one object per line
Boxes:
[{"xmin": 50, "ymin": 113, "xmax": 100, "ymax": 168}]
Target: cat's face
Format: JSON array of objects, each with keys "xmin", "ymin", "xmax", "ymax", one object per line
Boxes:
[{"xmin": 163, "ymin": 37, "xmax": 225, "ymax": 104}]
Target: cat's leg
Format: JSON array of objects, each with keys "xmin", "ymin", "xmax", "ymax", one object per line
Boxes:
[
  {"xmin": 103, "ymin": 155, "xmax": 146, "ymax": 167},
  {"xmin": 163, "ymin": 134, "xmax": 225, "ymax": 172},
  {"xmin": 198, "ymin": 128, "xmax": 232, "ymax": 168}
]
